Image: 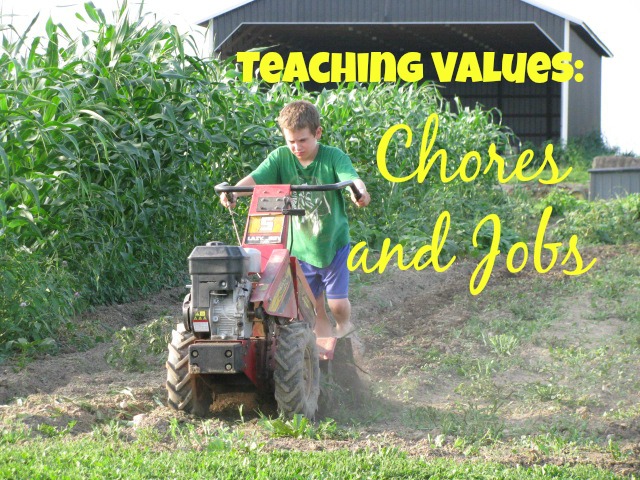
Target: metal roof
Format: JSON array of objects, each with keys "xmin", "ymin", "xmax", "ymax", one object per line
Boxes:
[
  {"xmin": 522, "ymin": 0, "xmax": 612, "ymax": 57},
  {"xmin": 194, "ymin": 0, "xmax": 255, "ymax": 24},
  {"xmin": 199, "ymin": 0, "xmax": 612, "ymax": 59}
]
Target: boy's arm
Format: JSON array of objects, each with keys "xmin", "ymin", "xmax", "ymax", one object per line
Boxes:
[
  {"xmin": 219, "ymin": 174, "xmax": 257, "ymax": 208},
  {"xmin": 350, "ymin": 178, "xmax": 371, "ymax": 208}
]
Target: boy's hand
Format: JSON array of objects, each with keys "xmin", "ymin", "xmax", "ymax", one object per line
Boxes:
[
  {"xmin": 220, "ymin": 192, "xmax": 237, "ymax": 209},
  {"xmin": 219, "ymin": 175, "xmax": 256, "ymax": 208},
  {"xmin": 351, "ymin": 180, "xmax": 370, "ymax": 207},
  {"xmin": 351, "ymin": 189, "xmax": 370, "ymax": 207}
]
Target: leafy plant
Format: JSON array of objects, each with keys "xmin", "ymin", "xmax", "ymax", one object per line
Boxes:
[
  {"xmin": 258, "ymin": 414, "xmax": 351, "ymax": 440},
  {"xmin": 483, "ymin": 333, "xmax": 520, "ymax": 357},
  {"xmin": 526, "ymin": 382, "xmax": 568, "ymax": 402},
  {"xmin": 534, "ymin": 190, "xmax": 581, "ymax": 216},
  {"xmin": 105, "ymin": 317, "xmax": 172, "ymax": 372},
  {"xmin": 554, "ymin": 194, "xmax": 640, "ymax": 245},
  {"xmin": 259, "ymin": 413, "xmax": 313, "ymax": 438},
  {"xmin": 36, "ymin": 421, "xmax": 77, "ymax": 438},
  {"xmin": 0, "ymin": 241, "xmax": 81, "ymax": 359}
]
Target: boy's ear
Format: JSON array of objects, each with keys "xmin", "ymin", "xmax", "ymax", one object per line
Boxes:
[{"xmin": 315, "ymin": 126, "xmax": 323, "ymax": 139}]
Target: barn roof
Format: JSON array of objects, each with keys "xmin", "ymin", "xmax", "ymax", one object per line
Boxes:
[{"xmin": 197, "ymin": 0, "xmax": 612, "ymax": 59}]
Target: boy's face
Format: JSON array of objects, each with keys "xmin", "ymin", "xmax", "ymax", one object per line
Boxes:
[{"xmin": 283, "ymin": 127, "xmax": 322, "ymax": 164}]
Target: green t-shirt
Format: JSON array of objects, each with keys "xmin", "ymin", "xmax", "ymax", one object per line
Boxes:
[{"xmin": 250, "ymin": 144, "xmax": 359, "ymax": 267}]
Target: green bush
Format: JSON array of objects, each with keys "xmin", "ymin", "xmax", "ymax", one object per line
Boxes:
[
  {"xmin": 557, "ymin": 132, "xmax": 625, "ymax": 169},
  {"xmin": 534, "ymin": 190, "xmax": 581, "ymax": 216},
  {"xmin": 105, "ymin": 317, "xmax": 172, "ymax": 372},
  {"xmin": 518, "ymin": 132, "xmax": 622, "ymax": 171},
  {"xmin": 0, "ymin": 235, "xmax": 81, "ymax": 359},
  {"xmin": 554, "ymin": 194, "xmax": 640, "ymax": 245}
]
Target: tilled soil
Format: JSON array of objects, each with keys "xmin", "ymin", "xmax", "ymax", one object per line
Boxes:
[{"xmin": 1, "ymin": 247, "xmax": 639, "ymax": 475}]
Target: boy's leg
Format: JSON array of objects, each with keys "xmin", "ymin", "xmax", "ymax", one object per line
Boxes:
[
  {"xmin": 315, "ymin": 295, "xmax": 355, "ymax": 337},
  {"xmin": 297, "ymin": 264, "xmax": 334, "ymax": 337},
  {"xmin": 299, "ymin": 245, "xmax": 353, "ymax": 337},
  {"xmin": 322, "ymin": 245, "xmax": 355, "ymax": 337},
  {"xmin": 313, "ymin": 291, "xmax": 334, "ymax": 337},
  {"xmin": 327, "ymin": 297, "xmax": 354, "ymax": 337}
]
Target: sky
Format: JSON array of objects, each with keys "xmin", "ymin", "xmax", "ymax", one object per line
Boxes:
[{"xmin": 1, "ymin": 0, "xmax": 638, "ymax": 155}]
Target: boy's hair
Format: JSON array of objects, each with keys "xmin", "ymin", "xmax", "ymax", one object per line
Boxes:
[{"xmin": 277, "ymin": 100, "xmax": 320, "ymax": 133}]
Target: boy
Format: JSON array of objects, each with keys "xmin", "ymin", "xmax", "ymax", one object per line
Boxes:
[{"xmin": 220, "ymin": 100, "xmax": 370, "ymax": 339}]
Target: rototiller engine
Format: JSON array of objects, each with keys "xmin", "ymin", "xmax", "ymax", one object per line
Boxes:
[{"xmin": 166, "ymin": 181, "xmax": 361, "ymax": 418}]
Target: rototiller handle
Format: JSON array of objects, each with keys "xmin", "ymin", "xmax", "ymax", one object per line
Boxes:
[
  {"xmin": 292, "ymin": 180, "xmax": 363, "ymax": 201},
  {"xmin": 214, "ymin": 180, "xmax": 363, "ymax": 201}
]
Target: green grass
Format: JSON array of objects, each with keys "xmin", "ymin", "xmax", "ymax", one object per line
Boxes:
[
  {"xmin": 366, "ymin": 248, "xmax": 640, "ymax": 458},
  {"xmin": 0, "ymin": 435, "xmax": 625, "ymax": 479},
  {"xmin": 1, "ymin": 248, "xmax": 638, "ymax": 478}
]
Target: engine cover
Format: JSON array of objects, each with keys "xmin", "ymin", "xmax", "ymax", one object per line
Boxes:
[{"xmin": 209, "ymin": 279, "xmax": 252, "ymax": 339}]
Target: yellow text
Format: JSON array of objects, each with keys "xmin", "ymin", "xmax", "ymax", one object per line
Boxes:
[
  {"xmin": 469, "ymin": 206, "xmax": 597, "ymax": 294},
  {"xmin": 348, "ymin": 211, "xmax": 456, "ymax": 274},
  {"xmin": 348, "ymin": 208, "xmax": 597, "ymax": 295},
  {"xmin": 377, "ymin": 113, "xmax": 572, "ymax": 185},
  {"xmin": 236, "ymin": 51, "xmax": 423, "ymax": 83},
  {"xmin": 431, "ymin": 51, "xmax": 583, "ymax": 83}
]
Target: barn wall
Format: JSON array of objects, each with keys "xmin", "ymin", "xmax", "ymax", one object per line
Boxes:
[
  {"xmin": 445, "ymin": 80, "xmax": 560, "ymax": 144},
  {"xmin": 208, "ymin": 0, "xmax": 604, "ymax": 144},
  {"xmin": 567, "ymin": 28, "xmax": 603, "ymax": 137}
]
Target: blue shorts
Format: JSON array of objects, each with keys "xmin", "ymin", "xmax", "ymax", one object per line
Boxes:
[{"xmin": 299, "ymin": 244, "xmax": 350, "ymax": 300}]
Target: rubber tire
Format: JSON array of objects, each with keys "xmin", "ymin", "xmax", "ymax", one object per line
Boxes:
[
  {"xmin": 166, "ymin": 324, "xmax": 213, "ymax": 416},
  {"xmin": 274, "ymin": 322, "xmax": 320, "ymax": 419}
]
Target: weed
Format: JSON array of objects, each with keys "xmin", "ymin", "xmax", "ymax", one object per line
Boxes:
[
  {"xmin": 0, "ymin": 422, "xmax": 31, "ymax": 445},
  {"xmin": 259, "ymin": 413, "xmax": 313, "ymax": 438},
  {"xmin": 0, "ymin": 247, "xmax": 81, "ymax": 359},
  {"xmin": 417, "ymin": 346, "xmax": 443, "ymax": 366},
  {"xmin": 519, "ymin": 433, "xmax": 580, "ymax": 457},
  {"xmin": 258, "ymin": 414, "xmax": 353, "ymax": 440},
  {"xmin": 315, "ymin": 418, "xmax": 357, "ymax": 440},
  {"xmin": 538, "ymin": 417, "xmax": 595, "ymax": 443},
  {"xmin": 604, "ymin": 403, "xmax": 640, "ymax": 421},
  {"xmin": 452, "ymin": 356, "xmax": 500, "ymax": 379},
  {"xmin": 105, "ymin": 317, "xmax": 172, "ymax": 372},
  {"xmin": 526, "ymin": 382, "xmax": 568, "ymax": 402},
  {"xmin": 483, "ymin": 333, "xmax": 520, "ymax": 356},
  {"xmin": 92, "ymin": 419, "xmax": 126, "ymax": 441},
  {"xmin": 554, "ymin": 194, "xmax": 640, "ymax": 245},
  {"xmin": 133, "ymin": 426, "xmax": 163, "ymax": 447},
  {"xmin": 455, "ymin": 379, "xmax": 511, "ymax": 407},
  {"xmin": 607, "ymin": 437, "xmax": 623, "ymax": 461},
  {"xmin": 403, "ymin": 402, "xmax": 504, "ymax": 443},
  {"xmin": 535, "ymin": 190, "xmax": 582, "ymax": 216},
  {"xmin": 36, "ymin": 421, "xmax": 77, "ymax": 438}
]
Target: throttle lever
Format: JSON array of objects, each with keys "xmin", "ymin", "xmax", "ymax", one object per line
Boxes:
[{"xmin": 282, "ymin": 208, "xmax": 306, "ymax": 216}]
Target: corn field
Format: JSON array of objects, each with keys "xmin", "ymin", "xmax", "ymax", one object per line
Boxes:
[{"xmin": 0, "ymin": 2, "xmax": 514, "ymax": 356}]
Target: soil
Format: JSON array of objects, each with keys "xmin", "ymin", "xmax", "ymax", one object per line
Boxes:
[{"xmin": 1, "ymin": 245, "xmax": 638, "ymax": 475}]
